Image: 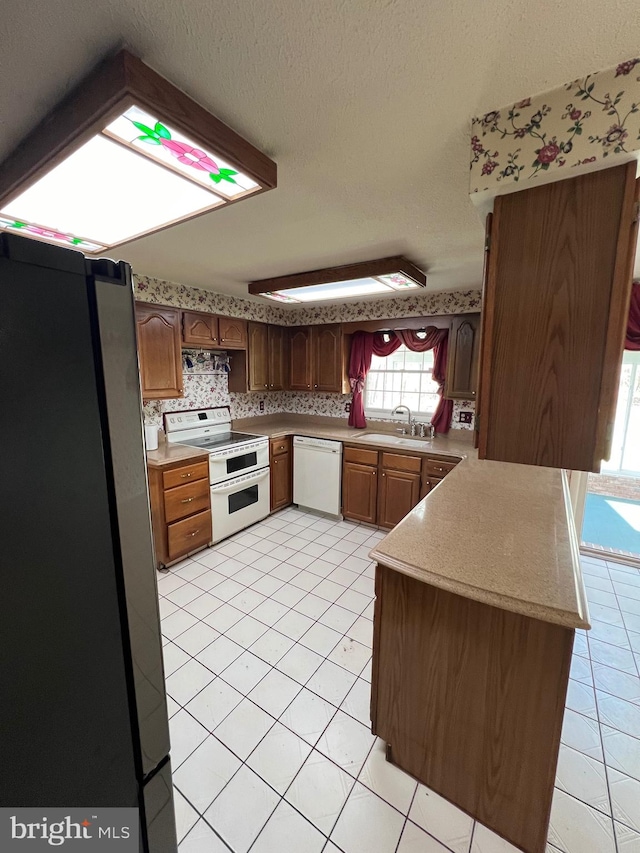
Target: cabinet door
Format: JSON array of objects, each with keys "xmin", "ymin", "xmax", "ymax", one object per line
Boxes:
[
  {"xmin": 135, "ymin": 303, "xmax": 183, "ymax": 399},
  {"xmin": 248, "ymin": 322, "xmax": 269, "ymax": 391},
  {"xmin": 478, "ymin": 163, "xmax": 639, "ymax": 471},
  {"xmin": 219, "ymin": 316, "xmax": 248, "ymax": 349},
  {"xmin": 342, "ymin": 461, "xmax": 378, "ymax": 524},
  {"xmin": 270, "ymin": 449, "xmax": 292, "ymax": 511},
  {"xmin": 289, "ymin": 327, "xmax": 313, "ymax": 390},
  {"xmin": 312, "ymin": 324, "xmax": 344, "ymax": 391},
  {"xmin": 378, "ymin": 469, "xmax": 421, "ymax": 529},
  {"xmin": 268, "ymin": 325, "xmax": 286, "ymax": 390},
  {"xmin": 445, "ymin": 314, "xmax": 481, "ymax": 400},
  {"xmin": 182, "ymin": 310, "xmax": 219, "ymax": 347},
  {"xmin": 420, "ymin": 475, "xmax": 441, "ymax": 500}
]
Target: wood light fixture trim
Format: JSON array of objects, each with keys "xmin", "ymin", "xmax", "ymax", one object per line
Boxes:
[
  {"xmin": 0, "ymin": 49, "xmax": 277, "ymax": 250},
  {"xmin": 248, "ymin": 256, "xmax": 426, "ymax": 296}
]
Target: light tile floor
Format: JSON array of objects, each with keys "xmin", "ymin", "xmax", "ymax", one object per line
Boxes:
[{"xmin": 157, "ymin": 507, "xmax": 640, "ymax": 853}]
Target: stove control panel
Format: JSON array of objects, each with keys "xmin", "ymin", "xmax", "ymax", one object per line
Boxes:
[{"xmin": 164, "ymin": 407, "xmax": 231, "ymax": 434}]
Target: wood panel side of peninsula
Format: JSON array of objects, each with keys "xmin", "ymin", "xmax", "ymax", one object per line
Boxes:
[{"xmin": 370, "ymin": 565, "xmax": 574, "ymax": 853}]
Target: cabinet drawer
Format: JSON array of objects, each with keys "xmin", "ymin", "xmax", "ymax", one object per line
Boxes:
[
  {"xmin": 344, "ymin": 446, "xmax": 379, "ymax": 466},
  {"xmin": 164, "ymin": 479, "xmax": 210, "ymax": 523},
  {"xmin": 162, "ymin": 460, "xmax": 208, "ymax": 490},
  {"xmin": 167, "ymin": 509, "xmax": 211, "ymax": 560},
  {"xmin": 270, "ymin": 436, "xmax": 291, "ymax": 456},
  {"xmin": 422, "ymin": 457, "xmax": 459, "ymax": 478},
  {"xmin": 381, "ymin": 452, "xmax": 422, "ymax": 473}
]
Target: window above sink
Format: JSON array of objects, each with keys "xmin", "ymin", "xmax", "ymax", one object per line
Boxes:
[{"xmin": 364, "ymin": 344, "xmax": 439, "ymax": 421}]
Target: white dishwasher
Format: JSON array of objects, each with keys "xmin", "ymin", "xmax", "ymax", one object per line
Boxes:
[{"xmin": 293, "ymin": 436, "xmax": 343, "ymax": 515}]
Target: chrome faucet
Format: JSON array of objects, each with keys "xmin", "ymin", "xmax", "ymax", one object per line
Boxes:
[
  {"xmin": 391, "ymin": 404, "xmax": 412, "ymax": 425},
  {"xmin": 392, "ymin": 405, "xmax": 417, "ymax": 436}
]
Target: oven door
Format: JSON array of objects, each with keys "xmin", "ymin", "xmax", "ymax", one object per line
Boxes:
[
  {"xmin": 209, "ymin": 441, "xmax": 269, "ymax": 485},
  {"xmin": 210, "ymin": 467, "xmax": 270, "ymax": 543}
]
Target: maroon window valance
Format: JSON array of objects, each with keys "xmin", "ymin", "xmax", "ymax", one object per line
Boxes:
[
  {"xmin": 347, "ymin": 327, "xmax": 453, "ymax": 432},
  {"xmin": 627, "ymin": 281, "xmax": 640, "ymax": 351}
]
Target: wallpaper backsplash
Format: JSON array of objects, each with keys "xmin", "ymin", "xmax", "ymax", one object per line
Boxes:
[
  {"xmin": 135, "ymin": 275, "xmax": 479, "ymax": 431},
  {"xmin": 470, "ymin": 55, "xmax": 640, "ymax": 196}
]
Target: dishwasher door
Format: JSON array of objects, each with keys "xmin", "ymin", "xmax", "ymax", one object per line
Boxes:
[{"xmin": 293, "ymin": 436, "xmax": 343, "ymax": 515}]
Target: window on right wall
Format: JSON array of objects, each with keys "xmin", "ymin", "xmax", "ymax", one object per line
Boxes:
[{"xmin": 364, "ymin": 344, "xmax": 440, "ymax": 420}]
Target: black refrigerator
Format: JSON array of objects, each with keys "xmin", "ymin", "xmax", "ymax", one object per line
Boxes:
[{"xmin": 0, "ymin": 233, "xmax": 177, "ymax": 852}]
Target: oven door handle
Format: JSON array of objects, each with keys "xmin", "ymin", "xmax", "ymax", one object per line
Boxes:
[
  {"xmin": 211, "ymin": 442, "xmax": 267, "ymax": 461},
  {"xmin": 210, "ymin": 469, "xmax": 270, "ymax": 494}
]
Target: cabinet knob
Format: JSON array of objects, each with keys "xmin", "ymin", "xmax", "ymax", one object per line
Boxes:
[
  {"xmin": 189, "ymin": 529, "xmax": 200, "ymax": 537},
  {"xmin": 181, "ymin": 472, "xmax": 193, "ymax": 478},
  {"xmin": 265, "ymin": 384, "xmax": 268, "ymax": 388},
  {"xmin": 180, "ymin": 497, "xmax": 194, "ymax": 504},
  {"xmin": 382, "ymin": 472, "xmax": 386, "ymax": 477}
]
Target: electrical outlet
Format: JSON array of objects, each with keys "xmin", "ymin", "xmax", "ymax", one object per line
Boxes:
[
  {"xmin": 259, "ymin": 400, "xmax": 265, "ymax": 413},
  {"xmin": 345, "ymin": 402, "xmax": 351, "ymax": 413},
  {"xmin": 458, "ymin": 411, "xmax": 473, "ymax": 424}
]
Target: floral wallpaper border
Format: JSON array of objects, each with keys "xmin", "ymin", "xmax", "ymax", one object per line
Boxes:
[
  {"xmin": 134, "ymin": 274, "xmax": 481, "ymax": 325},
  {"xmin": 470, "ymin": 56, "xmax": 640, "ymax": 194}
]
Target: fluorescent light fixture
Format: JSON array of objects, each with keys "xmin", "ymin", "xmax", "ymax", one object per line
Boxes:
[
  {"xmin": 250, "ymin": 257, "xmax": 426, "ymax": 304},
  {"xmin": 0, "ymin": 50, "xmax": 276, "ymax": 253}
]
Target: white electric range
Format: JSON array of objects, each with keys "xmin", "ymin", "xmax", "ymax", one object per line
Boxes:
[{"xmin": 164, "ymin": 407, "xmax": 270, "ymax": 543}]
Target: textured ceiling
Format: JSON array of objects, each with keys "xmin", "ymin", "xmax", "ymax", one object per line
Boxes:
[{"xmin": 1, "ymin": 0, "xmax": 639, "ymax": 301}]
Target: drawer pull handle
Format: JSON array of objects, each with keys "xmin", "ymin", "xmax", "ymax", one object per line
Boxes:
[
  {"xmin": 189, "ymin": 529, "xmax": 200, "ymax": 537},
  {"xmin": 181, "ymin": 473, "xmax": 193, "ymax": 478},
  {"xmin": 181, "ymin": 497, "xmax": 194, "ymax": 504}
]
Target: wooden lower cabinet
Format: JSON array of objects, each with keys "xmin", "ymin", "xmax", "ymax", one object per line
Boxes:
[
  {"xmin": 378, "ymin": 468, "xmax": 421, "ymax": 529},
  {"xmin": 342, "ymin": 461, "xmax": 378, "ymax": 524},
  {"xmin": 343, "ymin": 445, "xmax": 460, "ymax": 528},
  {"xmin": 371, "ymin": 564, "xmax": 573, "ymax": 853},
  {"xmin": 270, "ymin": 436, "xmax": 292, "ymax": 511},
  {"xmin": 148, "ymin": 456, "xmax": 211, "ymax": 568}
]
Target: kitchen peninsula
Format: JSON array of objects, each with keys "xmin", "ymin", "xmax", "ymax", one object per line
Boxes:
[{"xmin": 369, "ymin": 456, "xmax": 590, "ymax": 853}]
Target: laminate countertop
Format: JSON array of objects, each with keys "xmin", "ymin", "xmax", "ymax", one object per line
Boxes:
[
  {"xmin": 232, "ymin": 414, "xmax": 473, "ymax": 458},
  {"xmin": 370, "ymin": 455, "xmax": 590, "ymax": 630},
  {"xmin": 146, "ymin": 442, "xmax": 209, "ymax": 469}
]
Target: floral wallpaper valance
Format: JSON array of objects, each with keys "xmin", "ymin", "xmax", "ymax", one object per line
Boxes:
[{"xmin": 470, "ymin": 56, "xmax": 640, "ymax": 195}]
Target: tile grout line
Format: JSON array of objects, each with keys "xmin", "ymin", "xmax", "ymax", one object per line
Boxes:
[
  {"xmin": 166, "ymin": 519, "xmax": 640, "ymax": 851},
  {"xmin": 583, "ymin": 602, "xmax": 620, "ymax": 853}
]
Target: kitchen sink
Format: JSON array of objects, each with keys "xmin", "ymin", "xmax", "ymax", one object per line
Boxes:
[{"xmin": 355, "ymin": 433, "xmax": 434, "ymax": 449}]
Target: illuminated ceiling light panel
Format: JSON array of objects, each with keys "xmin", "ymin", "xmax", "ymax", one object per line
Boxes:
[
  {"xmin": 3, "ymin": 135, "xmax": 223, "ymax": 247},
  {"xmin": 0, "ymin": 50, "xmax": 277, "ymax": 254},
  {"xmin": 250, "ymin": 257, "xmax": 426, "ymax": 304},
  {"xmin": 104, "ymin": 106, "xmax": 260, "ymax": 198},
  {"xmin": 0, "ymin": 215, "xmax": 105, "ymax": 252}
]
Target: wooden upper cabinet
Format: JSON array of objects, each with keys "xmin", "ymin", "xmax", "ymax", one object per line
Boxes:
[
  {"xmin": 248, "ymin": 322, "xmax": 270, "ymax": 391},
  {"xmin": 445, "ymin": 314, "xmax": 480, "ymax": 400},
  {"xmin": 312, "ymin": 324, "xmax": 345, "ymax": 391},
  {"xmin": 135, "ymin": 303, "xmax": 183, "ymax": 400},
  {"xmin": 219, "ymin": 316, "xmax": 247, "ymax": 349},
  {"xmin": 182, "ymin": 310, "xmax": 219, "ymax": 347},
  {"xmin": 477, "ymin": 163, "xmax": 640, "ymax": 472},
  {"xmin": 268, "ymin": 325, "xmax": 286, "ymax": 390},
  {"xmin": 289, "ymin": 324, "xmax": 349, "ymax": 392},
  {"xmin": 289, "ymin": 327, "xmax": 313, "ymax": 390}
]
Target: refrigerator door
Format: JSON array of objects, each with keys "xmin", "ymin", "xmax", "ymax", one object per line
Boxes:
[
  {"xmin": 0, "ymin": 235, "xmax": 139, "ymax": 807},
  {"xmin": 143, "ymin": 760, "xmax": 178, "ymax": 853},
  {"xmin": 91, "ymin": 260, "xmax": 170, "ymax": 776}
]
